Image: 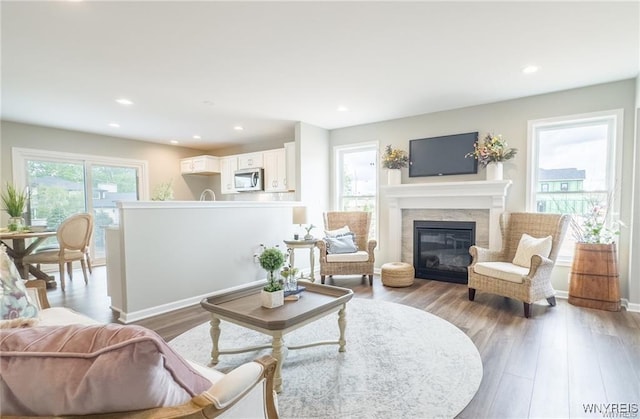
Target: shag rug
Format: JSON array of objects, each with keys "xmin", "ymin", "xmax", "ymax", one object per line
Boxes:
[{"xmin": 170, "ymin": 298, "xmax": 482, "ymax": 419}]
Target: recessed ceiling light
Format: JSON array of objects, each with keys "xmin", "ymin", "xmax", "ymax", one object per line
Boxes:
[
  {"xmin": 170, "ymin": 140, "xmax": 179, "ymax": 145},
  {"xmin": 234, "ymin": 126, "xmax": 244, "ymax": 131},
  {"xmin": 193, "ymin": 135, "xmax": 201, "ymax": 140},
  {"xmin": 522, "ymin": 65, "xmax": 539, "ymax": 74},
  {"xmin": 337, "ymin": 105, "xmax": 349, "ymax": 112},
  {"xmin": 108, "ymin": 122, "xmax": 120, "ymax": 128},
  {"xmin": 115, "ymin": 98, "xmax": 134, "ymax": 106}
]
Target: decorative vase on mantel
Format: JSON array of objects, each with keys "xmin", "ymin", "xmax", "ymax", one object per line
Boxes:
[
  {"xmin": 387, "ymin": 169, "xmax": 402, "ymax": 185},
  {"xmin": 485, "ymin": 162, "xmax": 503, "ymax": 181}
]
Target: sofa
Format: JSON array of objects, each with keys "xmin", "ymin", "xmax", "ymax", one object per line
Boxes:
[{"xmin": 0, "ymin": 279, "xmax": 279, "ymax": 419}]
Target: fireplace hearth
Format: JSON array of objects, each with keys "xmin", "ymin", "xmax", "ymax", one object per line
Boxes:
[{"xmin": 413, "ymin": 220, "xmax": 476, "ymax": 284}]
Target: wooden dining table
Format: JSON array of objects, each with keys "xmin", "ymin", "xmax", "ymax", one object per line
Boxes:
[{"xmin": 0, "ymin": 230, "xmax": 58, "ymax": 288}]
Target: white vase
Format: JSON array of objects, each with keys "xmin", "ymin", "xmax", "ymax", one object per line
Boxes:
[
  {"xmin": 387, "ymin": 169, "xmax": 402, "ymax": 185},
  {"xmin": 486, "ymin": 162, "xmax": 503, "ymax": 181},
  {"xmin": 261, "ymin": 289, "xmax": 284, "ymax": 308}
]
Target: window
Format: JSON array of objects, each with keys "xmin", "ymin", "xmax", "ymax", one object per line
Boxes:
[
  {"xmin": 334, "ymin": 143, "xmax": 378, "ymax": 240},
  {"xmin": 527, "ymin": 110, "xmax": 622, "ymax": 263},
  {"xmin": 12, "ymin": 148, "xmax": 148, "ymax": 264}
]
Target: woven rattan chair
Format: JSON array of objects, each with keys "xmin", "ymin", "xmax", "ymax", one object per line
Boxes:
[
  {"xmin": 23, "ymin": 213, "xmax": 93, "ymax": 292},
  {"xmin": 467, "ymin": 212, "xmax": 570, "ymax": 318},
  {"xmin": 316, "ymin": 211, "xmax": 377, "ymax": 285}
]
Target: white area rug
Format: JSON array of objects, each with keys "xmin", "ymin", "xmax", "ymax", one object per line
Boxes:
[{"xmin": 170, "ymin": 298, "xmax": 483, "ymax": 419}]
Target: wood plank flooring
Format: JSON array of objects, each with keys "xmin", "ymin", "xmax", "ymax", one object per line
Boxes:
[{"xmin": 48, "ymin": 266, "xmax": 640, "ymax": 418}]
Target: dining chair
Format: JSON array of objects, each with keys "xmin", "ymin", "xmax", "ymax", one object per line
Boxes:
[{"xmin": 22, "ymin": 213, "xmax": 93, "ymax": 292}]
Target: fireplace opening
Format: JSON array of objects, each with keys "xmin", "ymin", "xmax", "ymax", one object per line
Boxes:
[{"xmin": 413, "ymin": 220, "xmax": 476, "ymax": 284}]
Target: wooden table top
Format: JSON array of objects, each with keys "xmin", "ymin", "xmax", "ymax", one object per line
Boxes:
[
  {"xmin": 0, "ymin": 230, "xmax": 57, "ymax": 240},
  {"xmin": 201, "ymin": 281, "xmax": 353, "ymax": 330}
]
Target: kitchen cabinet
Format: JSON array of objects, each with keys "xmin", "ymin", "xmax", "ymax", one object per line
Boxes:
[
  {"xmin": 220, "ymin": 156, "xmax": 238, "ymax": 194},
  {"xmin": 237, "ymin": 152, "xmax": 263, "ymax": 169},
  {"xmin": 180, "ymin": 155, "xmax": 220, "ymax": 174},
  {"xmin": 284, "ymin": 142, "xmax": 296, "ymax": 191},
  {"xmin": 263, "ymin": 148, "xmax": 288, "ymax": 192}
]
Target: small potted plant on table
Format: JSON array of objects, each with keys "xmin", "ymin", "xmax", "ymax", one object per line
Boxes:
[
  {"xmin": 1, "ymin": 183, "xmax": 28, "ymax": 231},
  {"xmin": 259, "ymin": 246, "xmax": 286, "ymax": 308}
]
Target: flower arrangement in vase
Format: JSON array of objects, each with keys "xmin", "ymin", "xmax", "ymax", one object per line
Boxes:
[
  {"xmin": 381, "ymin": 145, "xmax": 409, "ymax": 169},
  {"xmin": 465, "ymin": 133, "xmax": 517, "ymax": 167},
  {"xmin": 1, "ymin": 183, "xmax": 28, "ymax": 231},
  {"xmin": 259, "ymin": 246, "xmax": 285, "ymax": 308}
]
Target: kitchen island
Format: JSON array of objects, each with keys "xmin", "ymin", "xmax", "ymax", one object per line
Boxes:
[{"xmin": 105, "ymin": 200, "xmax": 303, "ymax": 323}]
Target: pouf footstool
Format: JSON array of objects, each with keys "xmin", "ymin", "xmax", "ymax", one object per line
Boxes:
[{"xmin": 381, "ymin": 262, "xmax": 415, "ymax": 287}]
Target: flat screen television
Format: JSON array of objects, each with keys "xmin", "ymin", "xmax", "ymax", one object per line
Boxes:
[{"xmin": 409, "ymin": 132, "xmax": 478, "ymax": 177}]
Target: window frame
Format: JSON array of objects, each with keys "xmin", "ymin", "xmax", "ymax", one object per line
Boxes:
[
  {"xmin": 333, "ymin": 142, "xmax": 379, "ymax": 241},
  {"xmin": 526, "ymin": 109, "xmax": 623, "ymax": 265},
  {"xmin": 11, "ymin": 147, "xmax": 149, "ymax": 264}
]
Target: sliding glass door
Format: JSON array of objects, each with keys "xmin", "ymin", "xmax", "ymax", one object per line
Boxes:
[{"xmin": 14, "ymin": 148, "xmax": 147, "ymax": 265}]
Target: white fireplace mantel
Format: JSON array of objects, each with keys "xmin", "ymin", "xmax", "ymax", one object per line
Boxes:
[{"xmin": 381, "ymin": 180, "xmax": 512, "ymax": 261}]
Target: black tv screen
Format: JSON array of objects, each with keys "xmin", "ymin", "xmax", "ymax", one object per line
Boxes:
[{"xmin": 409, "ymin": 132, "xmax": 478, "ymax": 177}]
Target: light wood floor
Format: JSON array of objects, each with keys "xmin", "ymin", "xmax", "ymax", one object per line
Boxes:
[{"xmin": 49, "ymin": 266, "xmax": 640, "ymax": 419}]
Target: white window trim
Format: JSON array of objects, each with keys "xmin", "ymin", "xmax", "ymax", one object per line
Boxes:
[
  {"xmin": 11, "ymin": 147, "xmax": 149, "ymax": 200},
  {"xmin": 333, "ymin": 141, "xmax": 380, "ymax": 242},
  {"xmin": 526, "ymin": 109, "xmax": 624, "ymax": 265}
]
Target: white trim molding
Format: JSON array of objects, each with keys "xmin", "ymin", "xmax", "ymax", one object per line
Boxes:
[{"xmin": 381, "ymin": 180, "xmax": 512, "ymax": 262}]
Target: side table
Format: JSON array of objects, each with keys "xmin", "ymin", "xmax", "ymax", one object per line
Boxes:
[{"xmin": 283, "ymin": 239, "xmax": 317, "ymax": 282}]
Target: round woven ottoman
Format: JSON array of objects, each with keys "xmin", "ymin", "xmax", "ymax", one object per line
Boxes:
[{"xmin": 381, "ymin": 262, "xmax": 415, "ymax": 287}]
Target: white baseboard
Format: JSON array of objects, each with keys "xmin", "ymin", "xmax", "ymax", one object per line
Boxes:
[{"xmin": 116, "ymin": 280, "xmax": 266, "ymax": 324}]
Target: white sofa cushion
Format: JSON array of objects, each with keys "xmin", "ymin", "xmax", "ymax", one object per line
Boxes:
[
  {"xmin": 326, "ymin": 250, "xmax": 370, "ymax": 263},
  {"xmin": 473, "ymin": 261, "xmax": 528, "ymax": 284}
]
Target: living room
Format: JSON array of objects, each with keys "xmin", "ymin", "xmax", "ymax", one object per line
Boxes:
[{"xmin": 1, "ymin": 1, "xmax": 639, "ymax": 418}]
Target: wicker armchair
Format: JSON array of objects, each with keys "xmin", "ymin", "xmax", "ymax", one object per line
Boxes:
[
  {"xmin": 316, "ymin": 211, "xmax": 377, "ymax": 285},
  {"xmin": 467, "ymin": 212, "xmax": 570, "ymax": 318}
]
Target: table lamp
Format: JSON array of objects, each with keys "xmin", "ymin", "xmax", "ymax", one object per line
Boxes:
[{"xmin": 292, "ymin": 206, "xmax": 307, "ymax": 240}]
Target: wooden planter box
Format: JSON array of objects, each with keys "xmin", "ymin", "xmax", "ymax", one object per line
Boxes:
[{"xmin": 568, "ymin": 242, "xmax": 620, "ymax": 311}]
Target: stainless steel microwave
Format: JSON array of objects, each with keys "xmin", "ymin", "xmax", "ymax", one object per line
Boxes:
[{"xmin": 234, "ymin": 168, "xmax": 264, "ymax": 192}]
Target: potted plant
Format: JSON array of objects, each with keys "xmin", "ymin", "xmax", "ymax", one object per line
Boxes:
[
  {"xmin": 381, "ymin": 144, "xmax": 409, "ymax": 185},
  {"xmin": 1, "ymin": 183, "xmax": 28, "ymax": 231},
  {"xmin": 569, "ymin": 201, "xmax": 622, "ymax": 311},
  {"xmin": 259, "ymin": 246, "xmax": 285, "ymax": 308},
  {"xmin": 280, "ymin": 265, "xmax": 299, "ymax": 292},
  {"xmin": 465, "ymin": 133, "xmax": 517, "ymax": 180},
  {"xmin": 303, "ymin": 224, "xmax": 316, "ymax": 240}
]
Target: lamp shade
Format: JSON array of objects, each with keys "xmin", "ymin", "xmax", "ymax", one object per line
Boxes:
[{"xmin": 292, "ymin": 206, "xmax": 307, "ymax": 225}]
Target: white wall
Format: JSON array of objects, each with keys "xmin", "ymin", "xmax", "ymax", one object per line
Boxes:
[
  {"xmin": 330, "ymin": 79, "xmax": 638, "ymax": 304},
  {"xmin": 296, "ymin": 122, "xmax": 330, "ymax": 232},
  {"xmin": 629, "ymin": 76, "xmax": 640, "ymax": 308}
]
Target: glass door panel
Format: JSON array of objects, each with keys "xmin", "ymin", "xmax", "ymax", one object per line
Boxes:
[
  {"xmin": 90, "ymin": 165, "xmax": 139, "ymax": 261},
  {"xmin": 26, "ymin": 159, "xmax": 87, "ymax": 248}
]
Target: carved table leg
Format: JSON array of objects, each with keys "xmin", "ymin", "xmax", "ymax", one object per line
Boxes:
[
  {"xmin": 338, "ymin": 304, "xmax": 347, "ymax": 352},
  {"xmin": 209, "ymin": 315, "xmax": 221, "ymax": 366},
  {"xmin": 271, "ymin": 332, "xmax": 286, "ymax": 393}
]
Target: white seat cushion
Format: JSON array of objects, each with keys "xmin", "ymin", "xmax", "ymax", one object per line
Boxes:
[
  {"xmin": 37, "ymin": 307, "xmax": 101, "ymax": 326},
  {"xmin": 473, "ymin": 261, "xmax": 528, "ymax": 284},
  {"xmin": 326, "ymin": 250, "xmax": 369, "ymax": 263}
]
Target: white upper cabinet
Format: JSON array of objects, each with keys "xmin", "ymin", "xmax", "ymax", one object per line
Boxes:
[
  {"xmin": 263, "ymin": 148, "xmax": 288, "ymax": 192},
  {"xmin": 180, "ymin": 155, "xmax": 220, "ymax": 174},
  {"xmin": 237, "ymin": 152, "xmax": 264, "ymax": 169},
  {"xmin": 220, "ymin": 156, "xmax": 238, "ymax": 194}
]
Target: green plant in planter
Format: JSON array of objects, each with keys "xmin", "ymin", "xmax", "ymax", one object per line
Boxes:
[
  {"xmin": 259, "ymin": 247, "xmax": 285, "ymax": 292},
  {"xmin": 1, "ymin": 183, "xmax": 28, "ymax": 230}
]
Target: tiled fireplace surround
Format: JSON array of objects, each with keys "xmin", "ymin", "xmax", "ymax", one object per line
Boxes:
[{"xmin": 382, "ymin": 180, "xmax": 512, "ymax": 264}]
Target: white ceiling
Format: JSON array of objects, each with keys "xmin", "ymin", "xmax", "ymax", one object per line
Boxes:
[{"xmin": 2, "ymin": 1, "xmax": 638, "ymax": 151}]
